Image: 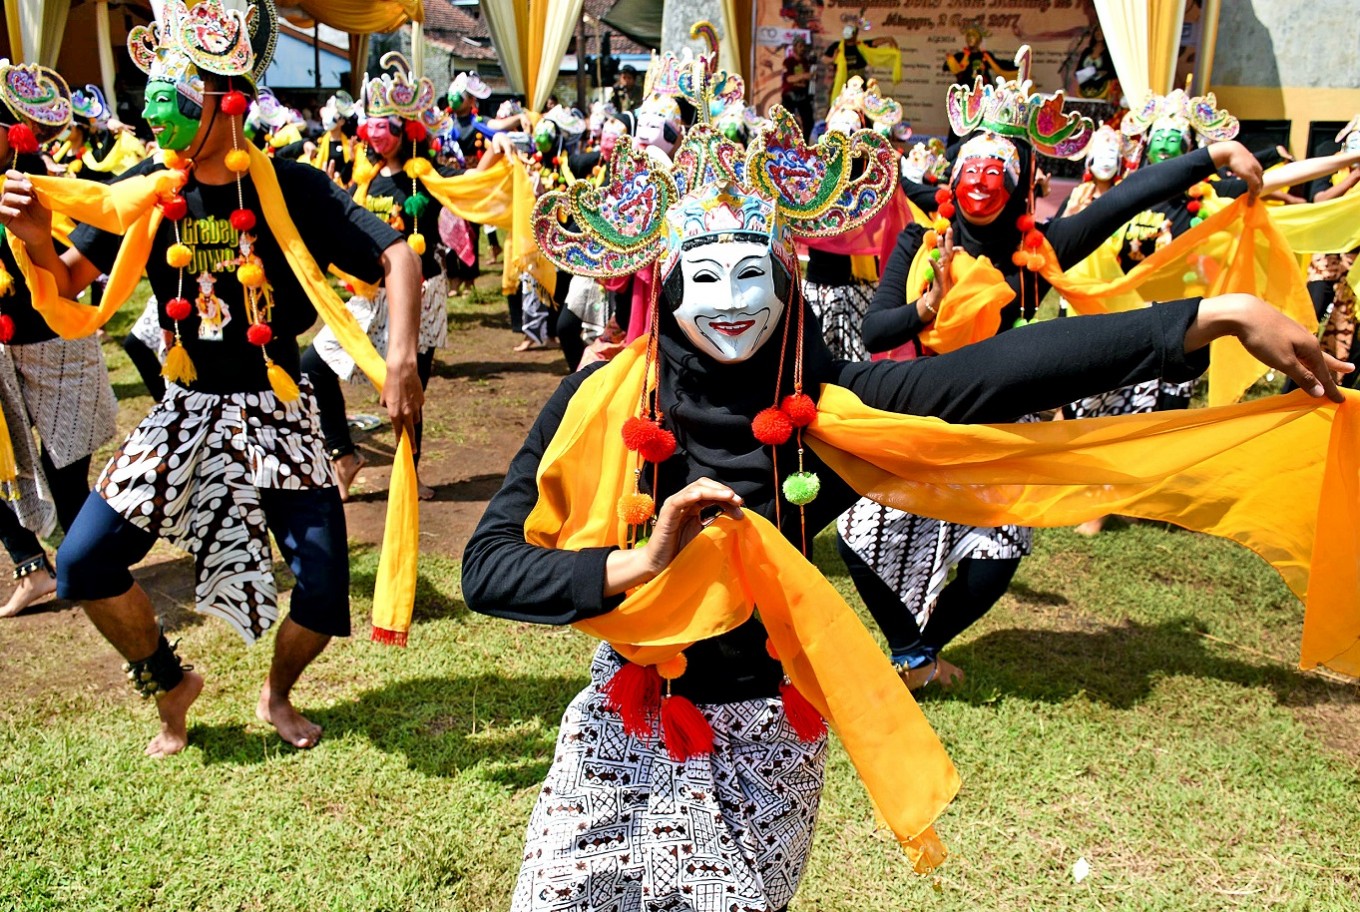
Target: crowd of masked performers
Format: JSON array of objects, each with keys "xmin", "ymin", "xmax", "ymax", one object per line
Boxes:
[{"xmin": 2, "ymin": 4, "xmax": 1360, "ymax": 909}]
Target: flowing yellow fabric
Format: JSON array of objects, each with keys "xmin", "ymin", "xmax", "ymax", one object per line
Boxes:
[
  {"xmin": 82, "ymin": 131, "xmax": 149, "ymax": 177},
  {"xmin": 525, "ymin": 340, "xmax": 956, "ymax": 871},
  {"xmin": 504, "ymin": 159, "xmax": 556, "ymax": 298},
  {"xmin": 8, "ymin": 149, "xmax": 419, "ymax": 644},
  {"xmin": 906, "ymin": 249, "xmax": 1017, "ymax": 353},
  {"xmin": 403, "ymin": 157, "xmax": 516, "ymax": 231},
  {"xmin": 284, "ymin": 0, "xmax": 421, "ymax": 33},
  {"xmin": 1269, "ymin": 183, "xmax": 1360, "ymax": 299},
  {"xmin": 830, "ymin": 41, "xmax": 903, "ymax": 108}
]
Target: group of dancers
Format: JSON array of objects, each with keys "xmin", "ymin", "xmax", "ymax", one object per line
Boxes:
[{"xmin": 1, "ymin": 2, "xmax": 1359, "ymax": 910}]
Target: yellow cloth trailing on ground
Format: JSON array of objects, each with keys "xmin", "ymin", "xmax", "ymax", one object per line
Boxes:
[
  {"xmin": 5, "ymin": 146, "xmax": 420, "ymax": 645},
  {"xmin": 526, "ymin": 338, "xmax": 1360, "ymax": 870}
]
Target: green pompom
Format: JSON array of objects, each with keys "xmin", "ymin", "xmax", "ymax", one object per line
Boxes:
[
  {"xmin": 1181, "ymin": 270, "xmax": 1199, "ymax": 284},
  {"xmin": 403, "ymin": 191, "xmax": 432, "ymax": 219},
  {"xmin": 922, "ymin": 265, "xmax": 935, "ymax": 283},
  {"xmin": 782, "ymin": 471, "xmax": 821, "ymax": 506},
  {"xmin": 928, "ymin": 247, "xmax": 942, "ymax": 262},
  {"xmin": 1190, "ymin": 216, "xmax": 1204, "ymax": 228},
  {"xmin": 1012, "ymin": 316, "xmax": 1029, "ymax": 329}
]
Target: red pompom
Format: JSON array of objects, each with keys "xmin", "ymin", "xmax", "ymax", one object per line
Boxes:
[
  {"xmin": 752, "ymin": 407, "xmax": 793, "ymax": 446},
  {"xmin": 780, "ymin": 393, "xmax": 817, "ymax": 428},
  {"xmin": 246, "ymin": 322, "xmax": 273, "ymax": 346},
  {"xmin": 620, "ymin": 416, "xmax": 675, "ymax": 462},
  {"xmin": 659, "ymin": 694, "xmax": 715, "ymax": 761},
  {"xmin": 165, "ymin": 297, "xmax": 192, "ymax": 321},
  {"xmin": 533, "ymin": 151, "xmax": 543, "ymax": 162},
  {"xmin": 1186, "ymin": 199, "xmax": 1201, "ymax": 214},
  {"xmin": 601, "ymin": 662, "xmax": 662, "ymax": 738},
  {"xmin": 934, "ymin": 187, "xmax": 952, "ymax": 204},
  {"xmin": 937, "ymin": 201, "xmax": 956, "ymax": 220},
  {"xmin": 6, "ymin": 123, "xmax": 38, "ymax": 155},
  {"xmin": 403, "ymin": 119, "xmax": 428, "ymax": 141},
  {"xmin": 780, "ymin": 679, "xmax": 827, "ymax": 742},
  {"xmin": 924, "ymin": 171, "xmax": 939, "ymax": 184},
  {"xmin": 1015, "ymin": 213, "xmax": 1036, "ymax": 233},
  {"xmin": 159, "ymin": 195, "xmax": 187, "ymax": 221},
  {"xmin": 431, "ymin": 139, "xmax": 441, "ymax": 153},
  {"xmin": 1023, "ymin": 230, "xmax": 1044, "ymax": 249},
  {"xmin": 220, "ymin": 90, "xmax": 248, "ymax": 117},
  {"xmin": 230, "ymin": 208, "xmax": 256, "ymax": 232},
  {"xmin": 0, "ymin": 314, "xmax": 14, "ymax": 344},
  {"xmin": 356, "ymin": 122, "xmax": 370, "ymax": 142}
]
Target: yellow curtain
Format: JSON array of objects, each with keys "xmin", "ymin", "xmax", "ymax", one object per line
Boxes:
[
  {"xmin": 6, "ymin": 0, "xmax": 71, "ymax": 66},
  {"xmin": 482, "ymin": 0, "xmax": 530, "ymax": 97},
  {"xmin": 284, "ymin": 0, "xmax": 422, "ymax": 34},
  {"xmin": 1093, "ymin": 0, "xmax": 1187, "ymax": 100},
  {"xmin": 527, "ymin": 0, "xmax": 585, "ymax": 113},
  {"xmin": 719, "ymin": 0, "xmax": 753, "ymax": 83}
]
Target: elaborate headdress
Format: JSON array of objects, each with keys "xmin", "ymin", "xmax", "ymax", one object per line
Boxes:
[
  {"xmin": 1082, "ymin": 122, "xmax": 1138, "ymax": 180},
  {"xmin": 900, "ymin": 138, "xmax": 947, "ymax": 185},
  {"xmin": 319, "ymin": 90, "xmax": 356, "ymax": 131},
  {"xmin": 826, "ymin": 76, "xmax": 903, "ymax": 136},
  {"xmin": 1121, "ymin": 83, "xmax": 1238, "ymax": 146},
  {"xmin": 447, "ymin": 72, "xmax": 490, "ymax": 106},
  {"xmin": 363, "ymin": 53, "xmax": 448, "ymax": 146},
  {"xmin": 128, "ymin": 0, "xmax": 277, "ymax": 109},
  {"xmin": 0, "ymin": 60, "xmax": 72, "ymax": 148},
  {"xmin": 70, "ymin": 84, "xmax": 112, "ymax": 126},
  {"xmin": 946, "ymin": 45, "xmax": 1094, "ymax": 159}
]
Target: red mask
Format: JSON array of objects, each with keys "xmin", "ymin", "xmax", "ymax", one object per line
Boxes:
[{"xmin": 954, "ymin": 156, "xmax": 1011, "ymax": 223}]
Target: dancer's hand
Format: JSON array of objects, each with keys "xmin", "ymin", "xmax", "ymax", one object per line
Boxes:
[
  {"xmin": 381, "ymin": 354, "xmax": 424, "ymax": 444},
  {"xmin": 1207, "ymin": 141, "xmax": 1263, "ymax": 199},
  {"xmin": 0, "ymin": 170, "xmax": 53, "ymax": 247},
  {"xmin": 1187, "ymin": 293, "xmax": 1353, "ymax": 402},
  {"xmin": 604, "ymin": 478, "xmax": 744, "ymax": 596},
  {"xmin": 916, "ymin": 227, "xmax": 954, "ymax": 322}
]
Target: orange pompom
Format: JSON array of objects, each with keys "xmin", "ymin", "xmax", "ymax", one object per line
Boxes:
[
  {"xmin": 616, "ymin": 492, "xmax": 655, "ymax": 525},
  {"xmin": 923, "ymin": 230, "xmax": 938, "ymax": 250},
  {"xmin": 224, "ymin": 148, "xmax": 251, "ymax": 173},
  {"xmin": 780, "ymin": 393, "xmax": 817, "ymax": 428},
  {"xmin": 655, "ymin": 653, "xmax": 688, "ymax": 680},
  {"xmin": 1025, "ymin": 252, "xmax": 1045, "ymax": 271},
  {"xmin": 1010, "ymin": 250, "xmax": 1028, "ymax": 267},
  {"xmin": 752, "ymin": 407, "xmax": 793, "ymax": 446}
]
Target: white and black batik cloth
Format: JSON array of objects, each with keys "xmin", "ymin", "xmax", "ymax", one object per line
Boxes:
[
  {"xmin": 129, "ymin": 295, "xmax": 167, "ymax": 359},
  {"xmin": 802, "ymin": 279, "xmax": 873, "ymax": 362},
  {"xmin": 521, "ymin": 273, "xmax": 554, "ymax": 346},
  {"xmin": 0, "ymin": 336, "xmax": 118, "ymax": 535},
  {"xmin": 312, "ymin": 274, "xmax": 449, "ymax": 383},
  {"xmin": 838, "ymin": 501, "xmax": 1032, "ymax": 629},
  {"xmin": 1068, "ymin": 378, "xmax": 1196, "ymax": 419},
  {"xmin": 513, "ymin": 644, "xmax": 827, "ymax": 912},
  {"xmin": 95, "ymin": 382, "xmax": 331, "ymax": 644}
]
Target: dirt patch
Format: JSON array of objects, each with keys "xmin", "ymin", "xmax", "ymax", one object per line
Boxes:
[{"xmin": 1290, "ymin": 686, "xmax": 1360, "ymax": 765}]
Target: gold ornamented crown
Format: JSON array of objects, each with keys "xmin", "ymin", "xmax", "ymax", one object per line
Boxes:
[
  {"xmin": 1121, "ymin": 83, "xmax": 1239, "ymax": 145},
  {"xmin": 128, "ymin": 0, "xmax": 275, "ymax": 108},
  {"xmin": 0, "ymin": 60, "xmax": 71, "ymax": 135},
  {"xmin": 946, "ymin": 45, "xmax": 1093, "ymax": 159},
  {"xmin": 365, "ymin": 52, "xmax": 437, "ymax": 122},
  {"xmin": 828, "ymin": 76, "xmax": 903, "ymax": 135}
]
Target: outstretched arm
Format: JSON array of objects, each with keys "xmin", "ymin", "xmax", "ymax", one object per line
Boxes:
[{"xmin": 0, "ymin": 169, "xmax": 103, "ymax": 297}]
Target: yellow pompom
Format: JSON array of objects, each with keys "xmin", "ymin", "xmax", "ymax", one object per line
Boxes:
[
  {"xmin": 655, "ymin": 653, "xmax": 688, "ymax": 681},
  {"xmin": 225, "ymin": 148, "xmax": 251, "ymax": 173},
  {"xmin": 616, "ymin": 492, "xmax": 655, "ymax": 525},
  {"xmin": 407, "ymin": 233, "xmax": 427, "ymax": 256},
  {"xmin": 1025, "ymin": 252, "xmax": 1045, "ymax": 271},
  {"xmin": 237, "ymin": 262, "xmax": 266, "ymax": 288},
  {"xmin": 166, "ymin": 243, "xmax": 193, "ymax": 269},
  {"xmin": 68, "ymin": 160, "xmax": 82, "ymax": 174},
  {"xmin": 932, "ymin": 217, "xmax": 950, "ymax": 233},
  {"xmin": 161, "ymin": 340, "xmax": 197, "ymax": 385},
  {"xmin": 404, "ymin": 157, "xmax": 432, "ymax": 178},
  {"xmin": 162, "ymin": 149, "xmax": 184, "ymax": 170},
  {"xmin": 267, "ymin": 362, "xmax": 300, "ymax": 402},
  {"xmin": 0, "ymin": 264, "xmax": 14, "ymax": 298}
]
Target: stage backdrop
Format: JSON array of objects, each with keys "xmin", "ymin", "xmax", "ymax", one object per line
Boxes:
[{"xmin": 754, "ymin": 0, "xmax": 1125, "ymax": 141}]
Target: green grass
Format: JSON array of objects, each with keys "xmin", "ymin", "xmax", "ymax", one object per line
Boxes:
[
  {"xmin": 2, "ymin": 283, "xmax": 1357, "ymax": 910},
  {"xmin": 3, "ymin": 525, "xmax": 1357, "ymax": 911}
]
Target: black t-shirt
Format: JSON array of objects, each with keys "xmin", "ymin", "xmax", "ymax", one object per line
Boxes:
[
  {"xmin": 72, "ymin": 157, "xmax": 400, "ymax": 393},
  {"xmin": 324, "ymin": 138, "xmax": 355, "ymax": 185},
  {"xmin": 356, "ymin": 168, "xmax": 455, "ymax": 280},
  {"xmin": 1, "ymin": 153, "xmax": 60, "ymax": 345}
]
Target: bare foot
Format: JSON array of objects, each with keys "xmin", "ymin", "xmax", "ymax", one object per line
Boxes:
[
  {"xmin": 1075, "ymin": 517, "xmax": 1107, "ymax": 537},
  {"xmin": 145, "ymin": 671, "xmax": 204, "ymax": 758},
  {"xmin": 417, "ymin": 480, "xmax": 436, "ymax": 501},
  {"xmin": 512, "ymin": 337, "xmax": 539, "ymax": 353},
  {"xmin": 332, "ymin": 451, "xmax": 365, "ymax": 502},
  {"xmin": 256, "ymin": 683, "xmax": 322, "ymax": 749},
  {"xmin": 897, "ymin": 658, "xmax": 965, "ymax": 691},
  {"xmin": 1, "ymin": 570, "xmax": 56, "ymax": 618}
]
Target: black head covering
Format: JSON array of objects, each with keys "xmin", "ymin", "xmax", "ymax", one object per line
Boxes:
[{"xmin": 946, "ymin": 129, "xmax": 1034, "ymax": 258}]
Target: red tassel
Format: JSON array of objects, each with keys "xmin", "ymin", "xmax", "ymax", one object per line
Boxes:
[
  {"xmin": 780, "ymin": 680, "xmax": 827, "ymax": 742},
  {"xmin": 601, "ymin": 662, "xmax": 662, "ymax": 738},
  {"xmin": 660, "ymin": 694, "xmax": 714, "ymax": 761},
  {"xmin": 370, "ymin": 625, "xmax": 409, "ymax": 647}
]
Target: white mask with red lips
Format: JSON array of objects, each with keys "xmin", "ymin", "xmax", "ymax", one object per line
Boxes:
[{"xmin": 673, "ymin": 241, "xmax": 783, "ymax": 363}]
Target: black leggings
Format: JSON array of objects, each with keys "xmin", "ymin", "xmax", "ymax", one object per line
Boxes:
[
  {"xmin": 122, "ymin": 334, "xmax": 166, "ymax": 402},
  {"xmin": 557, "ymin": 306, "xmax": 585, "ymax": 371},
  {"xmin": 300, "ymin": 345, "xmax": 436, "ymax": 464},
  {"xmin": 837, "ymin": 533, "xmax": 1020, "ymax": 662},
  {"xmin": 0, "ymin": 449, "xmax": 92, "ymax": 567}
]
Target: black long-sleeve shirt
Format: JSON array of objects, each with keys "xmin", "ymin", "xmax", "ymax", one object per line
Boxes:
[
  {"xmin": 462, "ymin": 299, "xmax": 1209, "ymax": 702},
  {"xmin": 864, "ymin": 148, "xmax": 1220, "ymax": 354}
]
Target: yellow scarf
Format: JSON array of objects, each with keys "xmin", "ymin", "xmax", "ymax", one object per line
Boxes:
[
  {"xmin": 6, "ymin": 146, "xmax": 419, "ymax": 644},
  {"xmin": 910, "ymin": 196, "xmax": 1318, "ymax": 405},
  {"xmin": 830, "ymin": 42, "xmax": 903, "ymax": 109},
  {"xmin": 526, "ymin": 338, "xmax": 1360, "ymax": 870}
]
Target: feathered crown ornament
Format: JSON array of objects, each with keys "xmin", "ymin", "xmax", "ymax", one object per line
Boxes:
[
  {"xmin": 128, "ymin": 0, "xmax": 277, "ymax": 108},
  {"xmin": 1121, "ymin": 81, "xmax": 1238, "ymax": 146},
  {"xmin": 947, "ymin": 44, "xmax": 1094, "ymax": 159},
  {"xmin": 0, "ymin": 60, "xmax": 72, "ymax": 148},
  {"xmin": 70, "ymin": 84, "xmax": 111, "ymax": 125},
  {"xmin": 827, "ymin": 76, "xmax": 903, "ymax": 137}
]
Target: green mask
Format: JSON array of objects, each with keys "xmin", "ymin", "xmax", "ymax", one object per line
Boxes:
[
  {"xmin": 534, "ymin": 125, "xmax": 554, "ymax": 155},
  {"xmin": 1146, "ymin": 127, "xmax": 1187, "ymax": 164},
  {"xmin": 448, "ymin": 92, "xmax": 465, "ymax": 111},
  {"xmin": 143, "ymin": 80, "xmax": 200, "ymax": 151}
]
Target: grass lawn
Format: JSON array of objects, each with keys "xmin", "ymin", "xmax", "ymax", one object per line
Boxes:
[{"xmin": 2, "ymin": 290, "xmax": 1357, "ymax": 911}]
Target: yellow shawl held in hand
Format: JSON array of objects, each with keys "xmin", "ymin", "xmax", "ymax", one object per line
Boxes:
[
  {"xmin": 5, "ymin": 145, "xmax": 421, "ymax": 644},
  {"xmin": 526, "ymin": 338, "xmax": 1360, "ymax": 872},
  {"xmin": 911, "ymin": 195, "xmax": 1326, "ymax": 406}
]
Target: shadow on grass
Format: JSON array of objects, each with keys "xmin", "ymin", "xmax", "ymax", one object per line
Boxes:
[
  {"xmin": 349, "ymin": 567, "xmax": 466, "ymax": 626},
  {"xmin": 424, "ymin": 473, "xmax": 505, "ymax": 503},
  {"xmin": 939, "ymin": 617, "xmax": 1360, "ymax": 711},
  {"xmin": 447, "ymin": 310, "xmax": 507, "ymax": 331},
  {"xmin": 191, "ymin": 671, "xmax": 586, "ymax": 789},
  {"xmin": 433, "ymin": 360, "xmax": 567, "ymax": 382}
]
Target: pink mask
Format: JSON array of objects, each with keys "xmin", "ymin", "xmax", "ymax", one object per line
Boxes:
[{"xmin": 366, "ymin": 118, "xmax": 400, "ymax": 157}]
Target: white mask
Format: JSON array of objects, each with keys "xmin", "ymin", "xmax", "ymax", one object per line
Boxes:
[
  {"xmin": 826, "ymin": 107, "xmax": 861, "ymax": 135},
  {"xmin": 636, "ymin": 111, "xmax": 677, "ymax": 155},
  {"xmin": 674, "ymin": 241, "xmax": 783, "ymax": 363},
  {"xmin": 1088, "ymin": 142, "xmax": 1121, "ymax": 181},
  {"xmin": 1345, "ymin": 130, "xmax": 1360, "ymax": 156}
]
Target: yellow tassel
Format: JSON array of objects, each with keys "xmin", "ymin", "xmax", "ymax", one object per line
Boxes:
[
  {"xmin": 407, "ymin": 232, "xmax": 426, "ymax": 256},
  {"xmin": 267, "ymin": 362, "xmax": 300, "ymax": 402},
  {"xmin": 161, "ymin": 340, "xmax": 197, "ymax": 385},
  {"xmin": 0, "ymin": 263, "xmax": 13, "ymax": 297},
  {"xmin": 0, "ymin": 396, "xmax": 17, "ymax": 490}
]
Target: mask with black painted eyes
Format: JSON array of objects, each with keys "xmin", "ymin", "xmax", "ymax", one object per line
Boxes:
[
  {"xmin": 1146, "ymin": 127, "xmax": 1187, "ymax": 163},
  {"xmin": 673, "ymin": 241, "xmax": 783, "ymax": 363},
  {"xmin": 954, "ymin": 156, "xmax": 1010, "ymax": 222}
]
